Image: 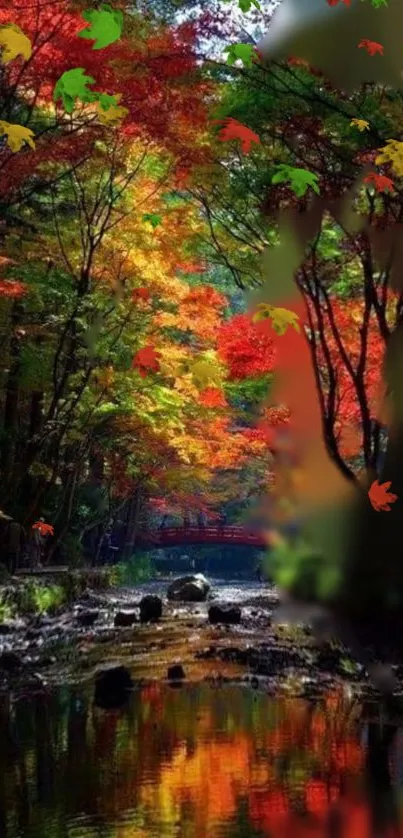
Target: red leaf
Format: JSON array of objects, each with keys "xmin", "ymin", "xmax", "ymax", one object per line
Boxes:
[
  {"xmin": 131, "ymin": 287, "xmax": 151, "ymax": 302},
  {"xmin": 214, "ymin": 118, "xmax": 260, "ymax": 155},
  {"xmin": 363, "ymin": 172, "xmax": 395, "ymax": 193},
  {"xmin": 32, "ymin": 521, "xmax": 54, "ymax": 536},
  {"xmin": 0, "ymin": 280, "xmax": 28, "ymax": 298},
  {"xmin": 199, "ymin": 387, "xmax": 228, "ymax": 408},
  {"xmin": 358, "ymin": 39, "xmax": 384, "ymax": 56},
  {"xmin": 327, "ymin": 0, "xmax": 351, "ymax": 5},
  {"xmin": 132, "ymin": 345, "xmax": 162, "ymax": 376},
  {"xmin": 368, "ymin": 480, "xmax": 398, "ymax": 512}
]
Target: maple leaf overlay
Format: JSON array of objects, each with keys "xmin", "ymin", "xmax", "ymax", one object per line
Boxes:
[
  {"xmin": 368, "ymin": 480, "xmax": 398, "ymax": 511},
  {"xmin": 32, "ymin": 521, "xmax": 54, "ymax": 536},
  {"xmin": 363, "ymin": 172, "xmax": 395, "ymax": 193},
  {"xmin": 358, "ymin": 39, "xmax": 384, "ymax": 56},
  {"xmin": 132, "ymin": 346, "xmax": 162, "ymax": 377},
  {"xmin": 214, "ymin": 118, "xmax": 260, "ymax": 154}
]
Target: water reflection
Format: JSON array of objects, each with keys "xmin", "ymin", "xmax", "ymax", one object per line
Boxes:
[{"xmin": 0, "ymin": 682, "xmax": 402, "ymax": 837}]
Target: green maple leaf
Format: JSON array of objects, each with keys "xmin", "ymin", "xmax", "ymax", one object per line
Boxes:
[
  {"xmin": 78, "ymin": 4, "xmax": 124, "ymax": 50},
  {"xmin": 142, "ymin": 213, "xmax": 162, "ymax": 228},
  {"xmin": 272, "ymin": 165, "xmax": 320, "ymax": 198},
  {"xmin": 221, "ymin": 0, "xmax": 260, "ymax": 9},
  {"xmin": 53, "ymin": 68, "xmax": 98, "ymax": 113},
  {"xmin": 98, "ymin": 92, "xmax": 119, "ymax": 112},
  {"xmin": 224, "ymin": 44, "xmax": 257, "ymax": 68},
  {"xmin": 361, "ymin": 0, "xmax": 388, "ymax": 6}
]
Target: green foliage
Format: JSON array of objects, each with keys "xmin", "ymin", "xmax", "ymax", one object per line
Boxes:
[
  {"xmin": 265, "ymin": 540, "xmax": 342, "ymax": 604},
  {"xmin": 9, "ymin": 581, "xmax": 66, "ymax": 616},
  {"xmin": 54, "ymin": 68, "xmax": 98, "ymax": 112},
  {"xmin": 224, "ymin": 44, "xmax": 256, "ymax": 69},
  {"xmin": 271, "ymin": 165, "xmax": 320, "ymax": 198},
  {"xmin": 112, "ymin": 554, "xmax": 156, "ymax": 586},
  {"xmin": 78, "ymin": 4, "xmax": 124, "ymax": 50}
]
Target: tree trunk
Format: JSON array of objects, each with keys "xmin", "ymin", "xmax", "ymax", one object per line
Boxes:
[
  {"xmin": 1, "ymin": 300, "xmax": 24, "ymax": 493},
  {"xmin": 122, "ymin": 489, "xmax": 143, "ymax": 560}
]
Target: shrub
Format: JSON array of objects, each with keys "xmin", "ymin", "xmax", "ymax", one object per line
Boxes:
[{"xmin": 112, "ymin": 554, "xmax": 155, "ymax": 586}]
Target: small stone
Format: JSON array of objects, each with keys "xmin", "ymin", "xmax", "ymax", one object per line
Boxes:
[{"xmin": 167, "ymin": 663, "xmax": 185, "ymax": 681}]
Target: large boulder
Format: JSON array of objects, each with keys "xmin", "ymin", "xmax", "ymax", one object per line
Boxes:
[
  {"xmin": 167, "ymin": 574, "xmax": 210, "ymax": 603},
  {"xmin": 139, "ymin": 595, "xmax": 162, "ymax": 623},
  {"xmin": 94, "ymin": 664, "xmax": 133, "ymax": 709},
  {"xmin": 208, "ymin": 604, "xmax": 242, "ymax": 625}
]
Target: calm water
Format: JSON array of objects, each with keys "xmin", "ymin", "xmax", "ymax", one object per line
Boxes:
[{"xmin": 2, "ymin": 680, "xmax": 403, "ymax": 838}]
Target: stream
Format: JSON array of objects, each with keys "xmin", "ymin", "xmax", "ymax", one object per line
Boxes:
[{"xmin": 1, "ymin": 575, "xmax": 403, "ymax": 837}]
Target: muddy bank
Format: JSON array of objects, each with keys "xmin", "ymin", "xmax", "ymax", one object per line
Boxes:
[{"xmin": 1, "ymin": 575, "xmax": 402, "ymax": 701}]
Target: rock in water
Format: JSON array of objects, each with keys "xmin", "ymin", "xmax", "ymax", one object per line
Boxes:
[
  {"xmin": 94, "ymin": 665, "xmax": 133, "ymax": 709},
  {"xmin": 167, "ymin": 663, "xmax": 185, "ymax": 681},
  {"xmin": 139, "ymin": 595, "xmax": 162, "ymax": 623},
  {"xmin": 167, "ymin": 574, "xmax": 210, "ymax": 602},
  {"xmin": 208, "ymin": 604, "xmax": 242, "ymax": 625},
  {"xmin": 76, "ymin": 609, "xmax": 99, "ymax": 627},
  {"xmin": 114, "ymin": 610, "xmax": 137, "ymax": 628}
]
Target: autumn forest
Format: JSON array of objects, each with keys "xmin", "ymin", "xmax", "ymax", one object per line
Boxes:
[{"xmin": 0, "ymin": 0, "xmax": 401, "ymax": 571}]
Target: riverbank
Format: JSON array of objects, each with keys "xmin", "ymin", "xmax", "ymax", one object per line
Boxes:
[{"xmin": 1, "ymin": 574, "xmax": 403, "ymax": 703}]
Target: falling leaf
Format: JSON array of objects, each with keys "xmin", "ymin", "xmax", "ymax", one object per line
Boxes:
[
  {"xmin": 363, "ymin": 171, "xmax": 395, "ymax": 193},
  {"xmin": 78, "ymin": 4, "xmax": 124, "ymax": 50},
  {"xmin": 327, "ymin": 0, "xmax": 351, "ymax": 5},
  {"xmin": 0, "ymin": 24, "xmax": 32, "ymax": 64},
  {"xmin": 358, "ymin": 39, "xmax": 384, "ymax": 56},
  {"xmin": 350, "ymin": 118, "xmax": 370, "ymax": 132},
  {"xmin": 142, "ymin": 213, "xmax": 162, "ymax": 228},
  {"xmin": 224, "ymin": 44, "xmax": 258, "ymax": 68},
  {"xmin": 368, "ymin": 480, "xmax": 398, "ymax": 511},
  {"xmin": 375, "ymin": 139, "xmax": 403, "ymax": 176},
  {"xmin": 253, "ymin": 304, "xmax": 300, "ymax": 336},
  {"xmin": 191, "ymin": 358, "xmax": 222, "ymax": 390},
  {"xmin": 32, "ymin": 521, "xmax": 54, "ymax": 536},
  {"xmin": 96, "ymin": 94, "xmax": 128, "ymax": 126},
  {"xmin": 214, "ymin": 118, "xmax": 260, "ymax": 154},
  {"xmin": 54, "ymin": 68, "xmax": 98, "ymax": 114},
  {"xmin": 132, "ymin": 346, "xmax": 162, "ymax": 377},
  {"xmin": 271, "ymin": 164, "xmax": 320, "ymax": 198},
  {"xmin": 0, "ymin": 120, "xmax": 35, "ymax": 152}
]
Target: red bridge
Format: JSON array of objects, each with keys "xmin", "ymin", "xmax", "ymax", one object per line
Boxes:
[{"xmin": 137, "ymin": 525, "xmax": 267, "ymax": 549}]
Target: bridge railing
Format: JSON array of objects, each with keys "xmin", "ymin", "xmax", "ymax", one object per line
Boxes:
[{"xmin": 139, "ymin": 525, "xmax": 266, "ymax": 545}]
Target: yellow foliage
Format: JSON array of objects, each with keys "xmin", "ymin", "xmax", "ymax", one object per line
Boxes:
[
  {"xmin": 375, "ymin": 139, "xmax": 403, "ymax": 177},
  {"xmin": 0, "ymin": 120, "xmax": 35, "ymax": 152},
  {"xmin": 0, "ymin": 24, "xmax": 32, "ymax": 64},
  {"xmin": 253, "ymin": 304, "xmax": 300, "ymax": 336},
  {"xmin": 350, "ymin": 118, "xmax": 369, "ymax": 132}
]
